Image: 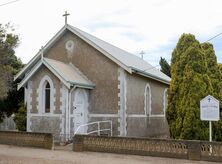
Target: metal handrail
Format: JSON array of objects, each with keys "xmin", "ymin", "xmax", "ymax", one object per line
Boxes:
[{"xmin": 73, "ymin": 120, "xmax": 112, "ymax": 137}]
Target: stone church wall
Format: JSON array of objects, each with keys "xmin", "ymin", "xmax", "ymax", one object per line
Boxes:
[
  {"xmin": 125, "ymin": 73, "xmax": 170, "ymax": 138},
  {"xmin": 25, "ymin": 29, "xmax": 170, "ymax": 139},
  {"xmin": 45, "ymin": 31, "xmax": 119, "ymax": 115},
  {"xmin": 27, "ymin": 66, "xmax": 63, "ymax": 138},
  {"xmin": 45, "ymin": 31, "xmax": 120, "ymax": 135}
]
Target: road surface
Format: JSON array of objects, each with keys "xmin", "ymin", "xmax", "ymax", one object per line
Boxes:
[{"xmin": 0, "ymin": 144, "xmax": 215, "ymax": 164}]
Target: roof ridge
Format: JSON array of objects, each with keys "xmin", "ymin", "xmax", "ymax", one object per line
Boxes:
[
  {"xmin": 69, "ymin": 25, "xmax": 146, "ymax": 62},
  {"xmin": 67, "ymin": 25, "xmax": 170, "ymax": 84}
]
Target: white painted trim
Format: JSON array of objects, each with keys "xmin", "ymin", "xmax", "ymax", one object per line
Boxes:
[
  {"xmin": 88, "ymin": 114, "xmax": 119, "ymax": 118},
  {"xmin": 60, "ymin": 85, "xmax": 67, "ymax": 136},
  {"xmin": 117, "ymin": 68, "xmax": 127, "ymax": 136},
  {"xmin": 29, "ymin": 113, "xmax": 61, "ymax": 117},
  {"xmin": 131, "ymin": 68, "xmax": 170, "ymax": 85},
  {"xmin": 24, "ymin": 86, "xmax": 27, "ymax": 105},
  {"xmin": 26, "ymin": 81, "xmax": 32, "ymax": 132},
  {"xmin": 65, "ymin": 86, "xmax": 70, "ymax": 139},
  {"xmin": 14, "ymin": 26, "xmax": 67, "ymax": 81},
  {"xmin": 128, "ymin": 114, "xmax": 165, "ymax": 118},
  {"xmin": 38, "ymin": 75, "xmax": 55, "ymax": 114},
  {"xmin": 163, "ymin": 88, "xmax": 168, "ymax": 117},
  {"xmin": 144, "ymin": 83, "xmax": 152, "ymax": 116},
  {"xmin": 17, "ymin": 58, "xmax": 71, "ymax": 90},
  {"xmin": 73, "ymin": 88, "xmax": 89, "ymax": 135},
  {"xmin": 128, "ymin": 114, "xmax": 147, "ymax": 118},
  {"xmin": 150, "ymin": 114, "xmax": 165, "ymax": 118},
  {"xmin": 15, "ymin": 24, "xmax": 170, "ymax": 88},
  {"xmin": 17, "ymin": 61, "xmax": 42, "ymax": 90},
  {"xmin": 15, "ymin": 25, "xmax": 132, "ymax": 83}
]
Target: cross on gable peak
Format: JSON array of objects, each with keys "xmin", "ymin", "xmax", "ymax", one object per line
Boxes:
[{"xmin": 63, "ymin": 11, "xmax": 70, "ymax": 25}]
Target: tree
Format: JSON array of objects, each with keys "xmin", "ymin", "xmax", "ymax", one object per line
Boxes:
[
  {"xmin": 219, "ymin": 64, "xmax": 222, "ymax": 73},
  {"xmin": 159, "ymin": 57, "xmax": 171, "ymax": 77},
  {"xmin": 0, "ymin": 23, "xmax": 23, "ymax": 122},
  {"xmin": 166, "ymin": 33, "xmax": 222, "ymax": 140},
  {"xmin": 14, "ymin": 102, "xmax": 26, "ymax": 131},
  {"xmin": 201, "ymin": 43, "xmax": 222, "ymax": 140}
]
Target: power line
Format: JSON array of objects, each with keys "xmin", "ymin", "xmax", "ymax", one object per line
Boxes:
[
  {"xmin": 0, "ymin": 0, "xmax": 20, "ymax": 7},
  {"xmin": 206, "ymin": 32, "xmax": 222, "ymax": 42}
]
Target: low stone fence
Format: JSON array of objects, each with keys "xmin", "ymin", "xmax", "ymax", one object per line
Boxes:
[
  {"xmin": 73, "ymin": 135, "xmax": 222, "ymax": 162},
  {"xmin": 0, "ymin": 131, "xmax": 53, "ymax": 149}
]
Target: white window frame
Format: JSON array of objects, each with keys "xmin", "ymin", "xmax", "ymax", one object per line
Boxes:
[
  {"xmin": 38, "ymin": 75, "xmax": 54, "ymax": 114},
  {"xmin": 163, "ymin": 88, "xmax": 168, "ymax": 116},
  {"xmin": 144, "ymin": 83, "xmax": 152, "ymax": 116}
]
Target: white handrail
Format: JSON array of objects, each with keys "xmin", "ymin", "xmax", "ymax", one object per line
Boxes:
[{"xmin": 73, "ymin": 120, "xmax": 112, "ymax": 137}]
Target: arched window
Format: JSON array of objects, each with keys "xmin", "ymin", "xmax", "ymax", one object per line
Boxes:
[
  {"xmin": 45, "ymin": 82, "xmax": 50, "ymax": 113},
  {"xmin": 144, "ymin": 84, "xmax": 151, "ymax": 116},
  {"xmin": 38, "ymin": 75, "xmax": 54, "ymax": 114}
]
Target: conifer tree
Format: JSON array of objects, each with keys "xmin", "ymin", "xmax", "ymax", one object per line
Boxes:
[
  {"xmin": 159, "ymin": 57, "xmax": 171, "ymax": 77},
  {"xmin": 201, "ymin": 43, "xmax": 222, "ymax": 140},
  {"xmin": 166, "ymin": 34, "xmax": 221, "ymax": 140},
  {"xmin": 219, "ymin": 64, "xmax": 222, "ymax": 73}
]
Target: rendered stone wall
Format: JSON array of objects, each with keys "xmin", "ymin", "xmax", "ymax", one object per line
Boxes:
[
  {"xmin": 127, "ymin": 117, "xmax": 169, "ymax": 138},
  {"xmin": 28, "ymin": 66, "xmax": 63, "ymax": 138},
  {"xmin": 0, "ymin": 116, "xmax": 16, "ymax": 131},
  {"xmin": 125, "ymin": 72, "xmax": 170, "ymax": 138},
  {"xmin": 88, "ymin": 117, "xmax": 119, "ymax": 136},
  {"xmin": 30, "ymin": 116, "xmax": 61, "ymax": 139},
  {"xmin": 0, "ymin": 131, "xmax": 52, "ymax": 149},
  {"xmin": 73, "ymin": 135, "xmax": 222, "ymax": 162},
  {"xmin": 45, "ymin": 31, "xmax": 119, "ymax": 115},
  {"xmin": 126, "ymin": 73, "xmax": 168, "ymax": 115},
  {"xmin": 30, "ymin": 66, "xmax": 62, "ymax": 114}
]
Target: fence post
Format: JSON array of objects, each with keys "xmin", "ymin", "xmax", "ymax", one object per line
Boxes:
[
  {"xmin": 73, "ymin": 135, "xmax": 84, "ymax": 151},
  {"xmin": 187, "ymin": 140, "xmax": 201, "ymax": 160}
]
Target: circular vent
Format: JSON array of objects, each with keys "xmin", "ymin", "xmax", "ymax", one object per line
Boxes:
[{"xmin": 65, "ymin": 40, "xmax": 74, "ymax": 51}]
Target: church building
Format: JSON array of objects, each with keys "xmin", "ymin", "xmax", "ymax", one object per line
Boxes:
[{"xmin": 15, "ymin": 21, "xmax": 171, "ymax": 141}]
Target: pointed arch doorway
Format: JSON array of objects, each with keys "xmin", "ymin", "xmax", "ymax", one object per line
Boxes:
[{"xmin": 72, "ymin": 88, "xmax": 88, "ymax": 134}]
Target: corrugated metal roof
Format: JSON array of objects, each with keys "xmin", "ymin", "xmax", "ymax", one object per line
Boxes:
[
  {"xmin": 15, "ymin": 24, "xmax": 170, "ymax": 85},
  {"xmin": 69, "ymin": 25, "xmax": 171, "ymax": 83},
  {"xmin": 44, "ymin": 58, "xmax": 95, "ymax": 88}
]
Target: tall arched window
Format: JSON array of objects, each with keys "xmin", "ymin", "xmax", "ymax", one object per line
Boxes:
[
  {"xmin": 144, "ymin": 84, "xmax": 151, "ymax": 116},
  {"xmin": 45, "ymin": 82, "xmax": 50, "ymax": 113},
  {"xmin": 38, "ymin": 75, "xmax": 54, "ymax": 114}
]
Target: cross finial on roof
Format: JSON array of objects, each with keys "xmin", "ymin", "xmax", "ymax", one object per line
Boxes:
[
  {"xmin": 139, "ymin": 50, "xmax": 145, "ymax": 59},
  {"xmin": 40, "ymin": 46, "xmax": 44, "ymax": 61},
  {"xmin": 63, "ymin": 11, "xmax": 70, "ymax": 25}
]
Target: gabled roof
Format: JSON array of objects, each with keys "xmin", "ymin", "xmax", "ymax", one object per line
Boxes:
[
  {"xmin": 44, "ymin": 58, "xmax": 94, "ymax": 88},
  {"xmin": 17, "ymin": 57, "xmax": 95, "ymax": 90},
  {"xmin": 15, "ymin": 24, "xmax": 170, "ymax": 85},
  {"xmin": 68, "ymin": 25, "xmax": 170, "ymax": 84}
]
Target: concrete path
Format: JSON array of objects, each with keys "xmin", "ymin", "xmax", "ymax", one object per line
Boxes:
[{"xmin": 0, "ymin": 144, "xmax": 215, "ymax": 164}]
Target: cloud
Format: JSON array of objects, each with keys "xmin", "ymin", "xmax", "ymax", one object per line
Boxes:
[{"xmin": 0, "ymin": 0, "xmax": 222, "ymax": 64}]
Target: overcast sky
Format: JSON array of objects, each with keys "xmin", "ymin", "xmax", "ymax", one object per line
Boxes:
[{"xmin": 0, "ymin": 0, "xmax": 222, "ymax": 66}]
